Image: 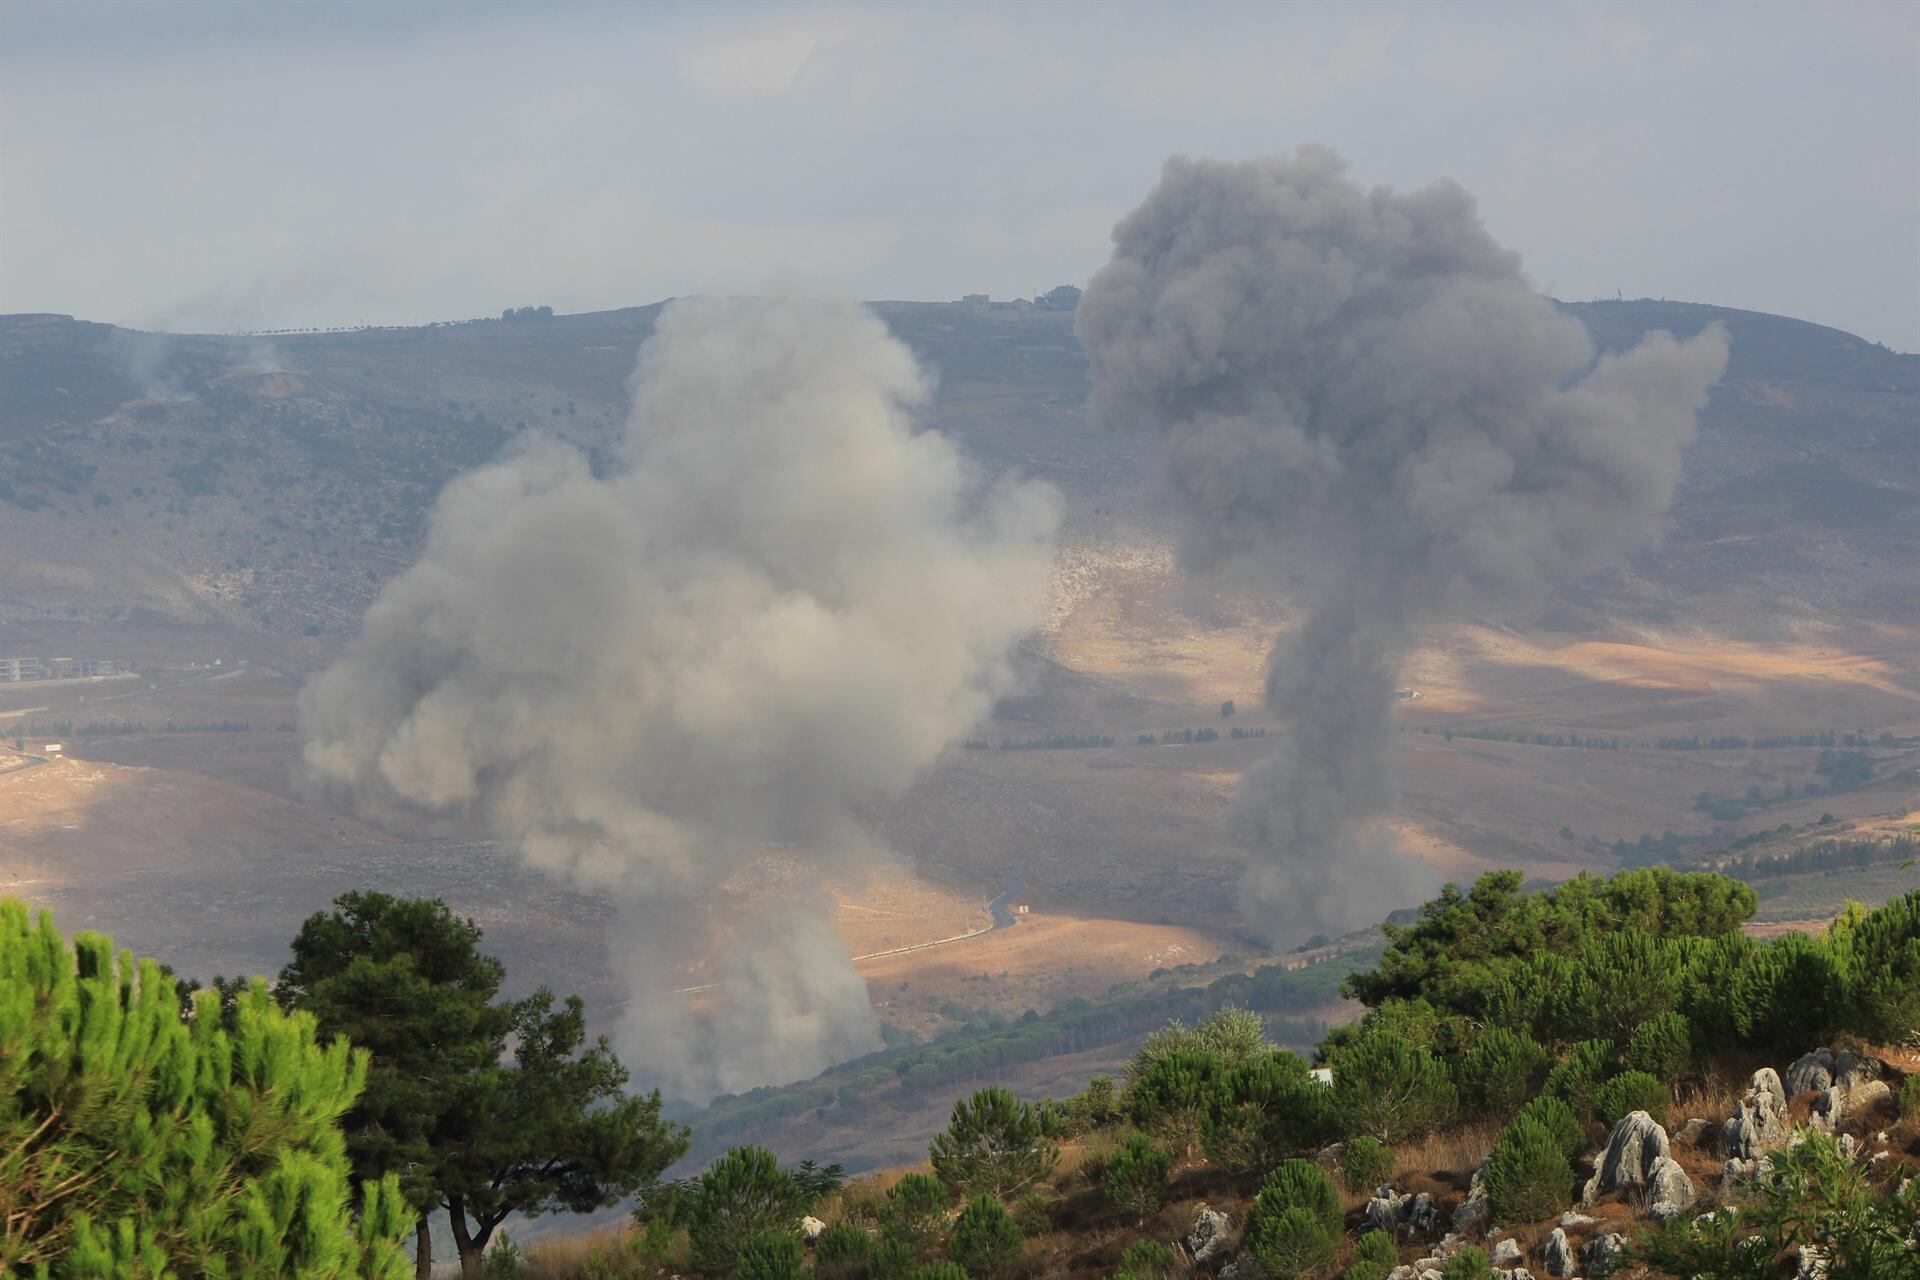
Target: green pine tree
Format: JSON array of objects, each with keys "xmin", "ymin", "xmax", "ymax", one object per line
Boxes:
[{"xmin": 0, "ymin": 898, "xmax": 415, "ymax": 1278}]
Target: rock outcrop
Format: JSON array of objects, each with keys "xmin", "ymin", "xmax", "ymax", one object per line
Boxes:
[
  {"xmin": 1186, "ymin": 1205, "xmax": 1234, "ymax": 1267},
  {"xmin": 801, "ymin": 1216, "xmax": 826, "ymax": 1241},
  {"xmin": 1542, "ymin": 1227, "xmax": 1575, "ymax": 1278},
  {"xmin": 1365, "ymin": 1187, "xmax": 1440, "ymax": 1239},
  {"xmin": 1724, "ymin": 1067, "xmax": 1790, "ymax": 1161},
  {"xmin": 1785, "ymin": 1049, "xmax": 1836, "ymax": 1096},
  {"xmin": 1582, "ymin": 1232, "xmax": 1626, "ymax": 1276},
  {"xmin": 1490, "ymin": 1238, "xmax": 1524, "ymax": 1267},
  {"xmin": 1452, "ymin": 1158, "xmax": 1491, "ymax": 1233},
  {"xmin": 1582, "ymin": 1110, "xmax": 1694, "ymax": 1218}
]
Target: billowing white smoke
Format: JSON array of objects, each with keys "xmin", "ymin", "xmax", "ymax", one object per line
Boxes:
[
  {"xmin": 1078, "ymin": 149, "xmax": 1729, "ymax": 940},
  {"xmin": 300, "ymin": 297, "xmax": 1060, "ymax": 1097}
]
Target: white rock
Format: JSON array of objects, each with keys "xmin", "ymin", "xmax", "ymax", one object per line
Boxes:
[
  {"xmin": 1491, "ymin": 1238, "xmax": 1524, "ymax": 1267},
  {"xmin": 1185, "ymin": 1205, "xmax": 1234, "ymax": 1266},
  {"xmin": 1784, "ymin": 1049, "xmax": 1835, "ymax": 1096},
  {"xmin": 1648, "ymin": 1156, "xmax": 1695, "ymax": 1220},
  {"xmin": 1582, "ymin": 1110, "xmax": 1672, "ymax": 1205},
  {"xmin": 801, "ymin": 1217, "xmax": 827, "ymax": 1241},
  {"xmin": 1542, "ymin": 1227, "xmax": 1575, "ymax": 1278}
]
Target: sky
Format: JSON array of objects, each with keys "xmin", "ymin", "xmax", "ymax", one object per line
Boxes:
[{"xmin": 1, "ymin": 0, "xmax": 1915, "ymax": 350}]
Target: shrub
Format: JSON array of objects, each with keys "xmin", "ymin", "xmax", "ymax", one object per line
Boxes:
[
  {"xmin": 947, "ymin": 1194, "xmax": 1024, "ymax": 1279},
  {"xmin": 687, "ymin": 1146, "xmax": 808, "ymax": 1276},
  {"xmin": 929, "ymin": 1088, "xmax": 1060, "ymax": 1199},
  {"xmin": 1119, "ymin": 1240, "xmax": 1178, "ymax": 1280},
  {"xmin": 816, "ymin": 1224, "xmax": 872, "ymax": 1280},
  {"xmin": 1103, "ymin": 1133, "xmax": 1171, "ymax": 1218},
  {"xmin": 1011, "ymin": 1193, "xmax": 1052, "ymax": 1237},
  {"xmin": 1440, "ymin": 1246, "xmax": 1489, "ymax": 1279},
  {"xmin": 881, "ymin": 1172, "xmax": 951, "ymax": 1249},
  {"xmin": 869, "ymin": 1236, "xmax": 916, "ymax": 1280},
  {"xmin": 1127, "ymin": 1008, "xmax": 1271, "ymax": 1083},
  {"xmin": 1513, "ymin": 1095, "xmax": 1586, "ymax": 1160},
  {"xmin": 484, "ymin": 1233, "xmax": 525, "ymax": 1277},
  {"xmin": 1203, "ymin": 1051, "xmax": 1337, "ymax": 1172},
  {"xmin": 1459, "ymin": 1026, "xmax": 1551, "ymax": 1117},
  {"xmin": 1129, "ymin": 1047, "xmax": 1228, "ymax": 1152},
  {"xmin": 1624, "ymin": 1012, "xmax": 1695, "ymax": 1086},
  {"xmin": 1900, "ymin": 1074, "xmax": 1920, "ymax": 1120},
  {"xmin": 1728, "ymin": 931, "xmax": 1844, "ymax": 1054},
  {"xmin": 1352, "ymin": 1230, "xmax": 1398, "ymax": 1271},
  {"xmin": 1341, "ymin": 1136, "xmax": 1396, "ymax": 1194},
  {"xmin": 1245, "ymin": 1206, "xmax": 1337, "ymax": 1280},
  {"xmin": 913, "ymin": 1258, "xmax": 975, "ymax": 1280},
  {"xmin": 1544, "ymin": 1039, "xmax": 1618, "ymax": 1121},
  {"xmin": 1832, "ymin": 890, "xmax": 1920, "ymax": 1043},
  {"xmin": 735, "ymin": 1232, "xmax": 806, "ymax": 1280},
  {"xmin": 1331, "ymin": 1032, "xmax": 1457, "ymax": 1142},
  {"xmin": 912, "ymin": 1266, "xmax": 971, "ymax": 1280},
  {"xmin": 1484, "ymin": 1116, "xmax": 1575, "ymax": 1223},
  {"xmin": 1252, "ymin": 1160, "xmax": 1343, "ymax": 1241},
  {"xmin": 1066, "ymin": 1076, "xmax": 1124, "ymax": 1131},
  {"xmin": 1592, "ymin": 1071, "xmax": 1671, "ymax": 1129},
  {"xmin": 0, "ymin": 901, "xmax": 415, "ymax": 1277}
]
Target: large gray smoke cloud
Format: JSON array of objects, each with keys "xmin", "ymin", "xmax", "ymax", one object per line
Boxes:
[
  {"xmin": 1078, "ymin": 149, "xmax": 1729, "ymax": 939},
  {"xmin": 300, "ymin": 297, "xmax": 1059, "ymax": 1097}
]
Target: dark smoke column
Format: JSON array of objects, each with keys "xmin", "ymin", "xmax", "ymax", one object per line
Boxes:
[{"xmin": 1077, "ymin": 149, "xmax": 1728, "ymax": 939}]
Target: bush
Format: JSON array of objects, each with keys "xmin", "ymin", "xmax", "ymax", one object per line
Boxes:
[
  {"xmin": 1341, "ymin": 1136, "xmax": 1396, "ymax": 1194},
  {"xmin": 735, "ymin": 1232, "xmax": 805, "ymax": 1280},
  {"xmin": 1728, "ymin": 931, "xmax": 1843, "ymax": 1054},
  {"xmin": 912, "ymin": 1266, "xmax": 971, "ymax": 1280},
  {"xmin": 815, "ymin": 1224, "xmax": 872, "ymax": 1280},
  {"xmin": 1900, "ymin": 1074, "xmax": 1920, "ymax": 1120},
  {"xmin": 484, "ymin": 1233, "xmax": 525, "ymax": 1277},
  {"xmin": 1459, "ymin": 1026, "xmax": 1551, "ymax": 1117},
  {"xmin": 881, "ymin": 1173, "xmax": 951, "ymax": 1249},
  {"xmin": 1544, "ymin": 1039, "xmax": 1618, "ymax": 1121},
  {"xmin": 1331, "ymin": 1032, "xmax": 1457, "ymax": 1142},
  {"xmin": 1352, "ymin": 1230, "xmax": 1398, "ymax": 1272},
  {"xmin": 0, "ymin": 901, "xmax": 415, "ymax": 1277},
  {"xmin": 1103, "ymin": 1133, "xmax": 1171, "ymax": 1218},
  {"xmin": 929, "ymin": 1088, "xmax": 1060, "ymax": 1199},
  {"xmin": 1513, "ymin": 1095, "xmax": 1586, "ymax": 1160},
  {"xmin": 1440, "ymin": 1246, "xmax": 1489, "ymax": 1279},
  {"xmin": 947, "ymin": 1194, "xmax": 1024, "ymax": 1279},
  {"xmin": 1066, "ymin": 1076, "xmax": 1124, "ymax": 1131},
  {"xmin": 1129, "ymin": 1047, "xmax": 1228, "ymax": 1152},
  {"xmin": 1251, "ymin": 1160, "xmax": 1344, "ymax": 1241},
  {"xmin": 1592, "ymin": 1070, "xmax": 1671, "ymax": 1129},
  {"xmin": 870, "ymin": 1236, "xmax": 916, "ymax": 1280},
  {"xmin": 1624, "ymin": 1012, "xmax": 1695, "ymax": 1086},
  {"xmin": 1011, "ymin": 1193, "xmax": 1052, "ymax": 1237},
  {"xmin": 687, "ymin": 1147, "xmax": 808, "ymax": 1276},
  {"xmin": 1119, "ymin": 1240, "xmax": 1178, "ymax": 1280},
  {"xmin": 1832, "ymin": 890, "xmax": 1920, "ymax": 1043},
  {"xmin": 1245, "ymin": 1206, "xmax": 1336, "ymax": 1280},
  {"xmin": 1484, "ymin": 1116, "xmax": 1575, "ymax": 1223},
  {"xmin": 1203, "ymin": 1052, "xmax": 1338, "ymax": 1172}
]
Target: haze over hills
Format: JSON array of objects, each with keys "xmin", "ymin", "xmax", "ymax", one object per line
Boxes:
[
  {"xmin": 1, "ymin": 297, "xmax": 1915, "ymax": 641},
  {"xmin": 2, "ymin": 294, "xmax": 1917, "ymax": 1118}
]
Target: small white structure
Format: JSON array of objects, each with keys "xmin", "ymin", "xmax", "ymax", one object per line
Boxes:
[
  {"xmin": 1308, "ymin": 1067, "xmax": 1334, "ymax": 1087},
  {"xmin": 43, "ymin": 743, "xmax": 64, "ymax": 756}
]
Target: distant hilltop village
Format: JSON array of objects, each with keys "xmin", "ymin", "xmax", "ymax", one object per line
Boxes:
[
  {"xmin": 959, "ymin": 284, "xmax": 1082, "ymax": 312},
  {"xmin": 0, "ymin": 656, "xmax": 137, "ymax": 683}
]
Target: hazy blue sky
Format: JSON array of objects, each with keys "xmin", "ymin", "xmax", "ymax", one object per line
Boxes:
[{"xmin": 2, "ymin": 0, "xmax": 1914, "ymax": 348}]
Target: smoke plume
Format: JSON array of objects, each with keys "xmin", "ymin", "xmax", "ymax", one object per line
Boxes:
[
  {"xmin": 300, "ymin": 297, "xmax": 1059, "ymax": 1097},
  {"xmin": 1077, "ymin": 149, "xmax": 1728, "ymax": 939}
]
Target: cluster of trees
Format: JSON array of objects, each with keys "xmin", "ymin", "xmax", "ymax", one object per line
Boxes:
[
  {"xmin": 500, "ymin": 306, "xmax": 555, "ymax": 322},
  {"xmin": 1337, "ymin": 868, "xmax": 1920, "ymax": 1063},
  {"xmin": 691, "ymin": 951, "xmax": 1369, "ymax": 1150},
  {"xmin": 1137, "ymin": 728, "xmax": 1220, "ymax": 746},
  {"xmin": 1717, "ymin": 833, "xmax": 1918, "ymax": 882},
  {"xmin": 1, "ymin": 893, "xmax": 689, "ymax": 1280},
  {"xmin": 1432, "ymin": 727, "xmax": 1620, "ymax": 749},
  {"xmin": 990, "ymin": 734, "xmax": 1117, "ymax": 751}
]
